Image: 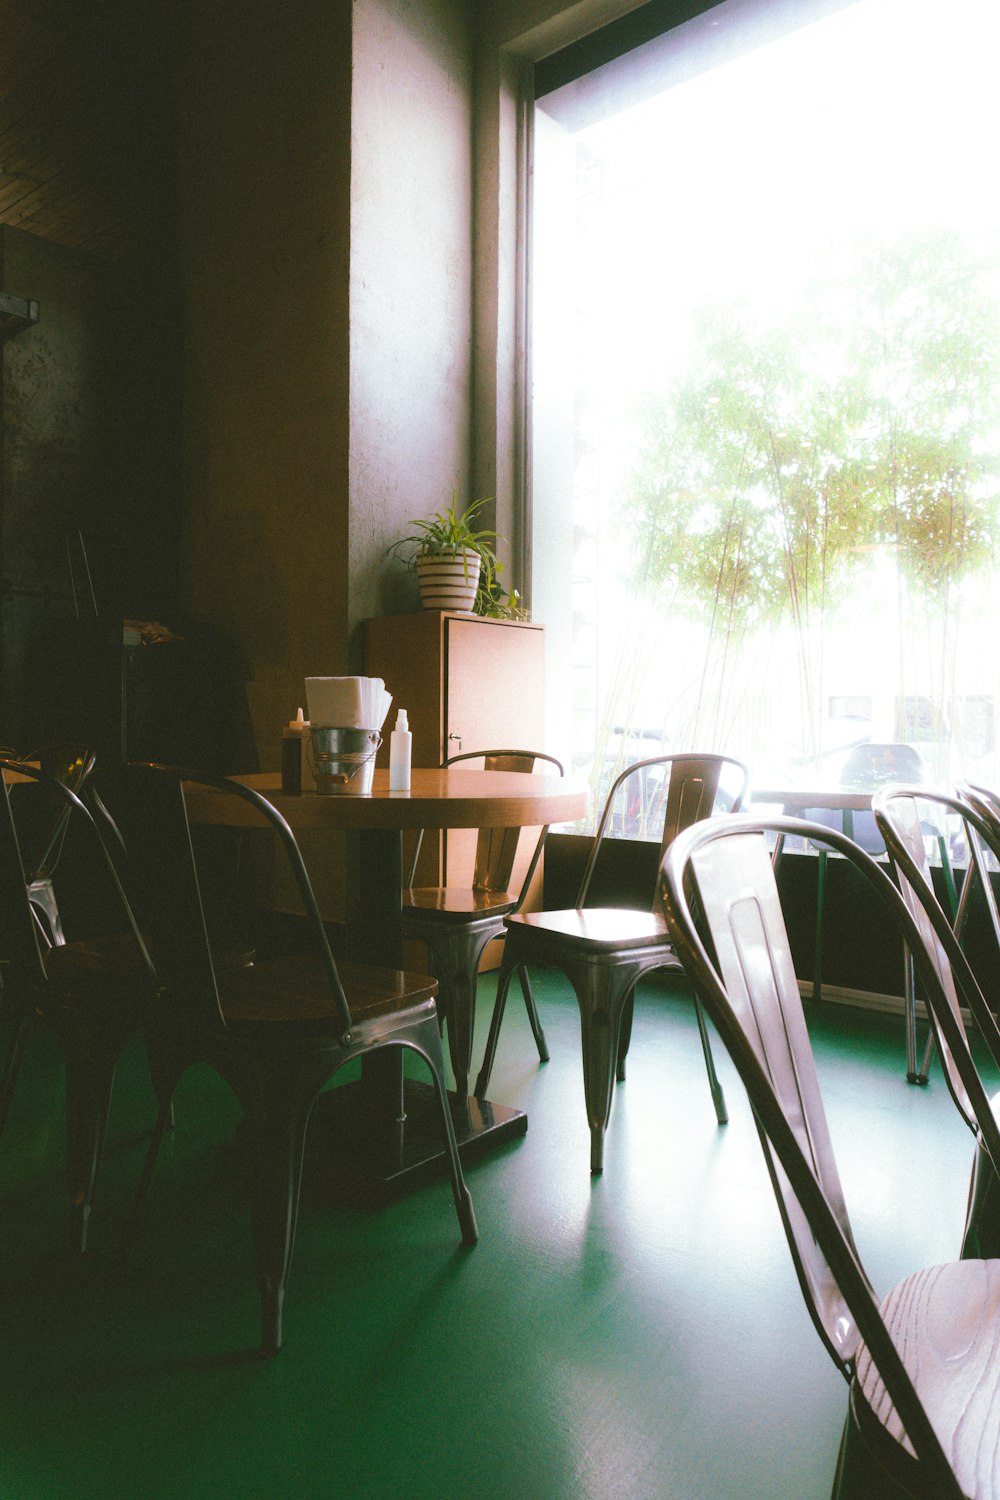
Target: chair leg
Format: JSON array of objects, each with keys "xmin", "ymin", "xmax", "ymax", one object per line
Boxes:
[
  {"xmin": 832, "ymin": 1387, "xmax": 926, "ymax": 1499},
  {"xmin": 813, "ymin": 848, "xmax": 827, "ymax": 1003},
  {"xmin": 443, "ymin": 967, "xmax": 477, "ymax": 1100},
  {"xmin": 0, "ymin": 1005, "xmax": 32, "ymax": 1141},
  {"xmin": 474, "ymin": 950, "xmax": 519, "ymax": 1098},
  {"xmin": 517, "ymin": 965, "xmax": 549, "ymax": 1064},
  {"xmin": 236, "ymin": 1049, "xmax": 339, "ymax": 1357},
  {"xmin": 615, "ymin": 987, "xmax": 636, "ymax": 1083},
  {"xmin": 121, "ymin": 1031, "xmax": 189, "ymax": 1251},
  {"xmin": 961, "ymin": 1133, "xmax": 1000, "ymax": 1260},
  {"xmin": 63, "ymin": 1041, "xmax": 119, "ymax": 1254},
  {"xmin": 692, "ymin": 996, "xmax": 728, "ymax": 1124},
  {"xmin": 903, "ymin": 950, "xmax": 930, "ymax": 1086},
  {"xmin": 121, "ymin": 1094, "xmax": 175, "ymax": 1252},
  {"xmin": 407, "ymin": 1029, "xmax": 478, "ymax": 1247},
  {"xmin": 568, "ymin": 962, "xmax": 634, "ymax": 1174},
  {"xmin": 418, "ymin": 927, "xmax": 497, "ymax": 1099},
  {"xmin": 249, "ymin": 1097, "xmax": 314, "ymax": 1356}
]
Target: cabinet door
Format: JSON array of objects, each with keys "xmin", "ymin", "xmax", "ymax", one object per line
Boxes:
[{"xmin": 444, "ymin": 617, "xmax": 545, "ymax": 893}]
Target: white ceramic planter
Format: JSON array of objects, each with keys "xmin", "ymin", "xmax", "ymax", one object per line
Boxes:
[{"xmin": 416, "ymin": 549, "xmax": 481, "ymax": 612}]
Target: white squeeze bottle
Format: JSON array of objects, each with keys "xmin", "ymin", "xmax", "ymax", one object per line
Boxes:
[{"xmin": 389, "ymin": 708, "xmax": 412, "ymax": 791}]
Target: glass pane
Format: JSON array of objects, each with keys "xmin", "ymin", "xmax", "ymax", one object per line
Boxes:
[{"xmin": 533, "ymin": 0, "xmax": 1000, "ymax": 834}]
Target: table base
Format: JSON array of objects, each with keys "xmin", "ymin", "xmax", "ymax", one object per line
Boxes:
[{"xmin": 307, "ymin": 1080, "xmax": 527, "ymax": 1202}]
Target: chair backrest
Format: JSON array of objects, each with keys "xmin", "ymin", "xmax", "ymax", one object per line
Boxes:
[
  {"xmin": 0, "ymin": 759, "xmax": 154, "ymax": 986},
  {"xmin": 0, "ymin": 766, "xmax": 49, "ymax": 978},
  {"xmin": 577, "ymin": 752, "xmax": 749, "ymax": 910},
  {"xmin": 872, "ymin": 784, "xmax": 1000, "ymax": 1130},
  {"xmin": 408, "ymin": 748, "xmax": 564, "ymax": 901},
  {"xmin": 119, "ymin": 764, "xmax": 353, "ymax": 1041},
  {"xmin": 8, "ymin": 744, "xmax": 97, "ymax": 885},
  {"xmin": 963, "ymin": 780, "xmax": 1000, "ymax": 822},
  {"xmin": 658, "ymin": 811, "xmax": 979, "ymax": 1495},
  {"xmin": 959, "ymin": 782, "xmax": 1000, "ymax": 963}
]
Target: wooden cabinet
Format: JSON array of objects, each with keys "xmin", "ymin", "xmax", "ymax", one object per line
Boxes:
[
  {"xmin": 365, "ymin": 611, "xmax": 544, "ymax": 773},
  {"xmin": 365, "ymin": 611, "xmax": 546, "ymax": 957}
]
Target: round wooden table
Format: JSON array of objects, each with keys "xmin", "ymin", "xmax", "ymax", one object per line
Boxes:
[
  {"xmin": 190, "ymin": 765, "xmax": 584, "ymax": 831},
  {"xmin": 188, "ymin": 765, "xmax": 588, "ymax": 1194},
  {"xmin": 188, "ymin": 765, "xmax": 585, "ymax": 960}
]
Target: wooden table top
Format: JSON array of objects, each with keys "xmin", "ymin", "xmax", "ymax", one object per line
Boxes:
[{"xmin": 185, "ymin": 767, "xmax": 588, "ymax": 832}]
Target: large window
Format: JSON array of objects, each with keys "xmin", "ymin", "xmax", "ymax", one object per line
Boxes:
[{"xmin": 532, "ymin": 0, "xmax": 1000, "ymax": 824}]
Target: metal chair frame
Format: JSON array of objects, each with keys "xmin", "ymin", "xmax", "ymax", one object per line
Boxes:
[
  {"xmin": 401, "ymin": 748, "xmax": 564, "ymax": 1098},
  {"xmin": 8, "ymin": 745, "xmax": 98, "ymax": 947},
  {"xmin": 874, "ymin": 783, "xmax": 1000, "ymax": 1259},
  {"xmin": 118, "ymin": 763, "xmax": 477, "ymax": 1354},
  {"xmin": 0, "ymin": 759, "xmax": 158, "ymax": 1250},
  {"xmin": 660, "ymin": 812, "xmax": 1000, "ymax": 1499},
  {"xmin": 475, "ymin": 752, "xmax": 749, "ymax": 1172}
]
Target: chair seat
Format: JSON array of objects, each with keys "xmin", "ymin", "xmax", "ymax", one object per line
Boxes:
[
  {"xmin": 46, "ymin": 933, "xmax": 254, "ymax": 982},
  {"xmin": 216, "ymin": 953, "xmax": 438, "ymax": 1026},
  {"xmin": 855, "ymin": 1257, "xmax": 1000, "ymax": 1497},
  {"xmin": 504, "ymin": 906, "xmax": 673, "ymax": 953},
  {"xmin": 403, "ymin": 887, "xmax": 518, "ymax": 920}
]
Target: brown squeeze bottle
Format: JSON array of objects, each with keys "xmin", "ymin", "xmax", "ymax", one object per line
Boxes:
[{"xmin": 281, "ymin": 708, "xmax": 308, "ymax": 794}]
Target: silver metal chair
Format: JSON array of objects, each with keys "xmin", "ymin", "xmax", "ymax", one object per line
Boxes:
[
  {"xmin": 660, "ymin": 811, "xmax": 1000, "ymax": 1499},
  {"xmin": 875, "ymin": 784, "xmax": 1000, "ymax": 1260},
  {"xmin": 8, "ymin": 745, "xmax": 97, "ymax": 947},
  {"xmin": 0, "ymin": 760, "xmax": 158, "ymax": 1251},
  {"xmin": 401, "ymin": 748, "xmax": 563, "ymax": 1098},
  {"xmin": 119, "ymin": 763, "xmax": 477, "ymax": 1354},
  {"xmin": 475, "ymin": 752, "xmax": 749, "ymax": 1172}
]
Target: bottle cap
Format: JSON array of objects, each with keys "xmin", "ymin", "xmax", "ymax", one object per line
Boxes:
[
  {"xmin": 395, "ymin": 708, "xmax": 409, "ymax": 731},
  {"xmin": 287, "ymin": 707, "xmax": 308, "ymax": 732}
]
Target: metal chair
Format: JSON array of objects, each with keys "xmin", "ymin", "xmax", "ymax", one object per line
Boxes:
[
  {"xmin": 875, "ymin": 784, "xmax": 1000, "ymax": 1260},
  {"xmin": 660, "ymin": 812, "xmax": 1000, "ymax": 1500},
  {"xmin": 796, "ymin": 743, "xmax": 955, "ymax": 1083},
  {"xmin": 962, "ymin": 781, "xmax": 1000, "ymax": 827},
  {"xmin": 800, "ymin": 743, "xmax": 924, "ymax": 967},
  {"xmin": 401, "ymin": 748, "xmax": 564, "ymax": 1098},
  {"xmin": 7, "ymin": 744, "xmax": 97, "ymax": 947},
  {"xmin": 475, "ymin": 752, "xmax": 749, "ymax": 1172},
  {"xmin": 0, "ymin": 760, "xmax": 159, "ymax": 1251},
  {"xmin": 118, "ymin": 764, "xmax": 477, "ymax": 1355}
]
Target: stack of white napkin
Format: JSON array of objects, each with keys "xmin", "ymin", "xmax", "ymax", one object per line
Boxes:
[{"xmin": 305, "ymin": 676, "xmax": 393, "ymax": 731}]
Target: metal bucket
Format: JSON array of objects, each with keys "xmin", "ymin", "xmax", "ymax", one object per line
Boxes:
[{"xmin": 308, "ymin": 727, "xmax": 382, "ymax": 795}]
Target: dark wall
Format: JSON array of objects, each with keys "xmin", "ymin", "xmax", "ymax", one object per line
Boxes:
[{"xmin": 0, "ymin": 227, "xmax": 183, "ymax": 756}]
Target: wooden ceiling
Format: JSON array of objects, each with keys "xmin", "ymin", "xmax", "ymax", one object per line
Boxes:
[{"xmin": 0, "ymin": 0, "xmax": 176, "ymax": 265}]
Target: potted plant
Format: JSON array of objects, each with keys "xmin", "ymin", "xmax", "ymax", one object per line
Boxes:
[{"xmin": 389, "ymin": 492, "xmax": 505, "ymax": 613}]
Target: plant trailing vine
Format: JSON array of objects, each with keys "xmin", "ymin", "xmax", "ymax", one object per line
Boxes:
[{"xmin": 388, "ymin": 491, "xmax": 528, "ymax": 618}]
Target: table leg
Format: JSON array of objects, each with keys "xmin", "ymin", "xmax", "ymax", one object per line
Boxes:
[{"xmin": 320, "ymin": 826, "xmax": 525, "ymax": 1200}]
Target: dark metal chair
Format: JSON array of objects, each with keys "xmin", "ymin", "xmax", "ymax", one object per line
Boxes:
[
  {"xmin": 475, "ymin": 752, "xmax": 749, "ymax": 1172},
  {"xmin": 118, "ymin": 764, "xmax": 477, "ymax": 1355},
  {"xmin": 401, "ymin": 748, "xmax": 564, "ymax": 1098},
  {"xmin": 0, "ymin": 760, "xmax": 159, "ymax": 1251},
  {"xmin": 962, "ymin": 781, "xmax": 1000, "ymax": 827},
  {"xmin": 875, "ymin": 784, "xmax": 1000, "ymax": 1260},
  {"xmin": 660, "ymin": 812, "xmax": 1000, "ymax": 1500},
  {"xmin": 795, "ymin": 744, "xmax": 954, "ymax": 1083},
  {"xmin": 8, "ymin": 744, "xmax": 97, "ymax": 947}
]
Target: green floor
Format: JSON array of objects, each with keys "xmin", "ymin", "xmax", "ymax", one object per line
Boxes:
[{"xmin": 0, "ymin": 973, "xmax": 991, "ymax": 1500}]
